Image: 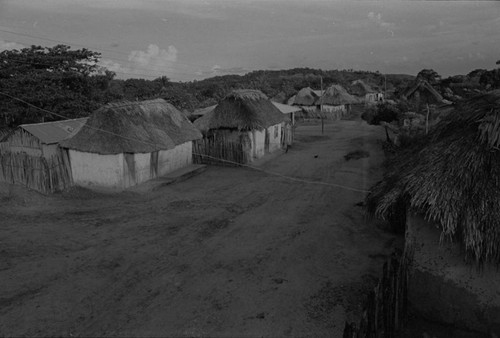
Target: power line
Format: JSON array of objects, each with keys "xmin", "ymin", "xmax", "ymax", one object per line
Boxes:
[
  {"xmin": 0, "ymin": 91, "xmax": 370, "ymax": 193},
  {"xmin": 1, "ymin": 51, "xmax": 207, "ymax": 79},
  {"xmin": 0, "ymin": 27, "xmax": 214, "ymax": 72}
]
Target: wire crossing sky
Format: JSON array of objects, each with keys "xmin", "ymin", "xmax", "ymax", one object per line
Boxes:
[{"xmin": 1, "ymin": 0, "xmax": 499, "ymax": 81}]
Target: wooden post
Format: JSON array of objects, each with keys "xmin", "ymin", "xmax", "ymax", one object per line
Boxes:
[{"xmin": 425, "ymin": 104, "xmax": 430, "ymax": 135}]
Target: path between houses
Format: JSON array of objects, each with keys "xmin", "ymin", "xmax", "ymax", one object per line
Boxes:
[{"xmin": 0, "ymin": 113, "xmax": 399, "ymax": 337}]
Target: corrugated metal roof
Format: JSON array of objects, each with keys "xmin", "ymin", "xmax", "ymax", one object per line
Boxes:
[
  {"xmin": 20, "ymin": 118, "xmax": 88, "ymax": 144},
  {"xmin": 272, "ymin": 102, "xmax": 302, "ymax": 114}
]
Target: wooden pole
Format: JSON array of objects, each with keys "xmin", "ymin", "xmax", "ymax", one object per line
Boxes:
[
  {"xmin": 425, "ymin": 104, "xmax": 430, "ymax": 135},
  {"xmin": 320, "ymin": 76, "xmax": 324, "ymax": 134}
]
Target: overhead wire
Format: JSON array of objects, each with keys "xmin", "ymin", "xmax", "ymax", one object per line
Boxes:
[
  {"xmin": 0, "ymin": 52, "xmax": 206, "ymax": 79},
  {"xmin": 0, "ymin": 27, "xmax": 213, "ymax": 71},
  {"xmin": 0, "ymin": 91, "xmax": 370, "ymax": 193}
]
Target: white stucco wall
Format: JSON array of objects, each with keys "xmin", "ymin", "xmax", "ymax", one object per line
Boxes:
[
  {"xmin": 249, "ymin": 129, "xmax": 266, "ymax": 160},
  {"xmin": 69, "ymin": 150, "xmax": 124, "ymax": 188},
  {"xmin": 267, "ymin": 123, "xmax": 282, "ymax": 153},
  {"xmin": 69, "ymin": 142, "xmax": 193, "ymax": 189},
  {"xmin": 157, "ymin": 141, "xmax": 192, "ymax": 176}
]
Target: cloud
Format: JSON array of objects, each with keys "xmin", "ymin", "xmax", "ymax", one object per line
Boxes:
[
  {"xmin": 128, "ymin": 44, "xmax": 177, "ymax": 71},
  {"xmin": 368, "ymin": 11, "xmax": 395, "ymax": 37},
  {"xmin": 99, "ymin": 44, "xmax": 178, "ymax": 78},
  {"xmin": 0, "ymin": 40, "xmax": 25, "ymax": 52},
  {"xmin": 196, "ymin": 64, "xmax": 248, "ymax": 77}
]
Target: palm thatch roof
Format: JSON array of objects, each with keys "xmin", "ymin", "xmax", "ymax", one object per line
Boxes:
[
  {"xmin": 366, "ymin": 90, "xmax": 500, "ymax": 265},
  {"xmin": 294, "ymin": 87, "xmax": 320, "ymax": 106},
  {"xmin": 319, "ymin": 84, "xmax": 359, "ymax": 106},
  {"xmin": 193, "ymin": 89, "xmax": 286, "ymax": 132},
  {"xmin": 350, "ymin": 79, "xmax": 376, "ymax": 96},
  {"xmin": 403, "ymin": 79, "xmax": 443, "ymax": 103},
  {"xmin": 60, "ymin": 99, "xmax": 202, "ymax": 154},
  {"xmin": 271, "ymin": 91, "xmax": 288, "ymax": 104}
]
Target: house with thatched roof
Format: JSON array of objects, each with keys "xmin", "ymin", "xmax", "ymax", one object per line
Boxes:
[
  {"xmin": 402, "ymin": 79, "xmax": 443, "ymax": 112},
  {"xmin": 0, "ymin": 118, "xmax": 88, "ymax": 158},
  {"xmin": 60, "ymin": 99, "xmax": 202, "ymax": 189},
  {"xmin": 193, "ymin": 90, "xmax": 287, "ymax": 164},
  {"xmin": 293, "ymin": 87, "xmax": 321, "ymax": 106},
  {"xmin": 350, "ymin": 79, "xmax": 384, "ymax": 104},
  {"xmin": 366, "ymin": 90, "xmax": 500, "ymax": 334},
  {"xmin": 189, "ymin": 105, "xmax": 216, "ymax": 122}
]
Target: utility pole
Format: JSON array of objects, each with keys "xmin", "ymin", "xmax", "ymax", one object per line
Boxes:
[
  {"xmin": 320, "ymin": 76, "xmax": 324, "ymax": 134},
  {"xmin": 384, "ymin": 74, "xmax": 387, "ymax": 101}
]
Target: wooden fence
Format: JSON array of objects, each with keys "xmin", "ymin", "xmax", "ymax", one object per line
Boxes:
[
  {"xmin": 193, "ymin": 138, "xmax": 249, "ymax": 166},
  {"xmin": 0, "ymin": 151, "xmax": 73, "ymax": 194},
  {"xmin": 343, "ymin": 246, "xmax": 414, "ymax": 338}
]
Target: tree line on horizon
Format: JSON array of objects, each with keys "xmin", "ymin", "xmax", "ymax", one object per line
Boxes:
[{"xmin": 1, "ymin": 44, "xmax": 499, "ymax": 129}]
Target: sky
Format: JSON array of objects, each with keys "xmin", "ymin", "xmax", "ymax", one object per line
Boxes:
[{"xmin": 0, "ymin": 0, "xmax": 499, "ymax": 82}]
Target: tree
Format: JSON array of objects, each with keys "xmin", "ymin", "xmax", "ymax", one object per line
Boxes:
[
  {"xmin": 416, "ymin": 69, "xmax": 441, "ymax": 85},
  {"xmin": 361, "ymin": 102, "xmax": 402, "ymax": 142},
  {"xmin": 0, "ymin": 44, "xmax": 111, "ymax": 127}
]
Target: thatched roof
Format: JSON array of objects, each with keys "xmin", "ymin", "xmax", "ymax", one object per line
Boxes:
[
  {"xmin": 367, "ymin": 90, "xmax": 500, "ymax": 265},
  {"xmin": 350, "ymin": 79, "xmax": 376, "ymax": 96},
  {"xmin": 272, "ymin": 102, "xmax": 301, "ymax": 114},
  {"xmin": 319, "ymin": 84, "xmax": 359, "ymax": 106},
  {"xmin": 60, "ymin": 99, "xmax": 202, "ymax": 154},
  {"xmin": 194, "ymin": 89, "xmax": 286, "ymax": 132},
  {"xmin": 403, "ymin": 79, "xmax": 443, "ymax": 103},
  {"xmin": 294, "ymin": 87, "xmax": 320, "ymax": 106},
  {"xmin": 271, "ymin": 91, "xmax": 288, "ymax": 104}
]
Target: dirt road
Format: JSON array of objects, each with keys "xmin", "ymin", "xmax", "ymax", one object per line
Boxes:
[{"xmin": 0, "ymin": 113, "xmax": 398, "ymax": 337}]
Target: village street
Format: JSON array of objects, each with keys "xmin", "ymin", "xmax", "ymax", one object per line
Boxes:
[{"xmin": 0, "ymin": 111, "xmax": 399, "ymax": 337}]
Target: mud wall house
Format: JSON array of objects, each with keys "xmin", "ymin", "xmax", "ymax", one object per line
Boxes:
[
  {"xmin": 366, "ymin": 90, "xmax": 500, "ymax": 335},
  {"xmin": 349, "ymin": 79, "xmax": 383, "ymax": 104},
  {"xmin": 317, "ymin": 84, "xmax": 359, "ymax": 118},
  {"xmin": 271, "ymin": 101, "xmax": 300, "ymax": 146},
  {"xmin": 59, "ymin": 99, "xmax": 202, "ymax": 189},
  {"xmin": 193, "ymin": 90, "xmax": 287, "ymax": 164}
]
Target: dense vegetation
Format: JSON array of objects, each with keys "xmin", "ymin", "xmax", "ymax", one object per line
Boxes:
[{"xmin": 1, "ymin": 44, "xmax": 498, "ymax": 129}]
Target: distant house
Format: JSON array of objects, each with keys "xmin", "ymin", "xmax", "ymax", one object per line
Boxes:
[
  {"xmin": 402, "ymin": 80, "xmax": 443, "ymax": 112},
  {"xmin": 190, "ymin": 105, "xmax": 217, "ymax": 122},
  {"xmin": 271, "ymin": 101, "xmax": 301, "ymax": 146},
  {"xmin": 60, "ymin": 99, "xmax": 202, "ymax": 189},
  {"xmin": 293, "ymin": 87, "xmax": 321, "ymax": 106},
  {"xmin": 316, "ymin": 84, "xmax": 359, "ymax": 119},
  {"xmin": 0, "ymin": 118, "xmax": 88, "ymax": 158},
  {"xmin": 350, "ymin": 79, "xmax": 384, "ymax": 104},
  {"xmin": 270, "ymin": 91, "xmax": 288, "ymax": 104},
  {"xmin": 193, "ymin": 90, "xmax": 287, "ymax": 164}
]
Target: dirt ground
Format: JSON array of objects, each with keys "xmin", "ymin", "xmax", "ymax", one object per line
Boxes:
[{"xmin": 0, "ymin": 111, "xmax": 400, "ymax": 337}]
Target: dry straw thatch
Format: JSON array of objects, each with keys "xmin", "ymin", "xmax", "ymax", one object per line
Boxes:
[
  {"xmin": 350, "ymin": 79, "xmax": 376, "ymax": 96},
  {"xmin": 403, "ymin": 79, "xmax": 443, "ymax": 103},
  {"xmin": 319, "ymin": 84, "xmax": 359, "ymax": 106},
  {"xmin": 194, "ymin": 89, "xmax": 286, "ymax": 132},
  {"xmin": 294, "ymin": 87, "xmax": 320, "ymax": 106},
  {"xmin": 61, "ymin": 99, "xmax": 202, "ymax": 154},
  {"xmin": 366, "ymin": 90, "xmax": 500, "ymax": 265}
]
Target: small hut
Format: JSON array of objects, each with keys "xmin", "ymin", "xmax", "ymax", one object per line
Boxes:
[
  {"xmin": 350, "ymin": 79, "xmax": 384, "ymax": 104},
  {"xmin": 272, "ymin": 101, "xmax": 301, "ymax": 146},
  {"xmin": 366, "ymin": 90, "xmax": 500, "ymax": 334},
  {"xmin": 0, "ymin": 118, "xmax": 88, "ymax": 157},
  {"xmin": 190, "ymin": 105, "xmax": 216, "ymax": 122},
  {"xmin": 270, "ymin": 91, "xmax": 288, "ymax": 104},
  {"xmin": 193, "ymin": 90, "xmax": 287, "ymax": 164},
  {"xmin": 293, "ymin": 87, "xmax": 321, "ymax": 106},
  {"xmin": 402, "ymin": 79, "xmax": 443, "ymax": 112},
  {"xmin": 60, "ymin": 99, "xmax": 202, "ymax": 189}
]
